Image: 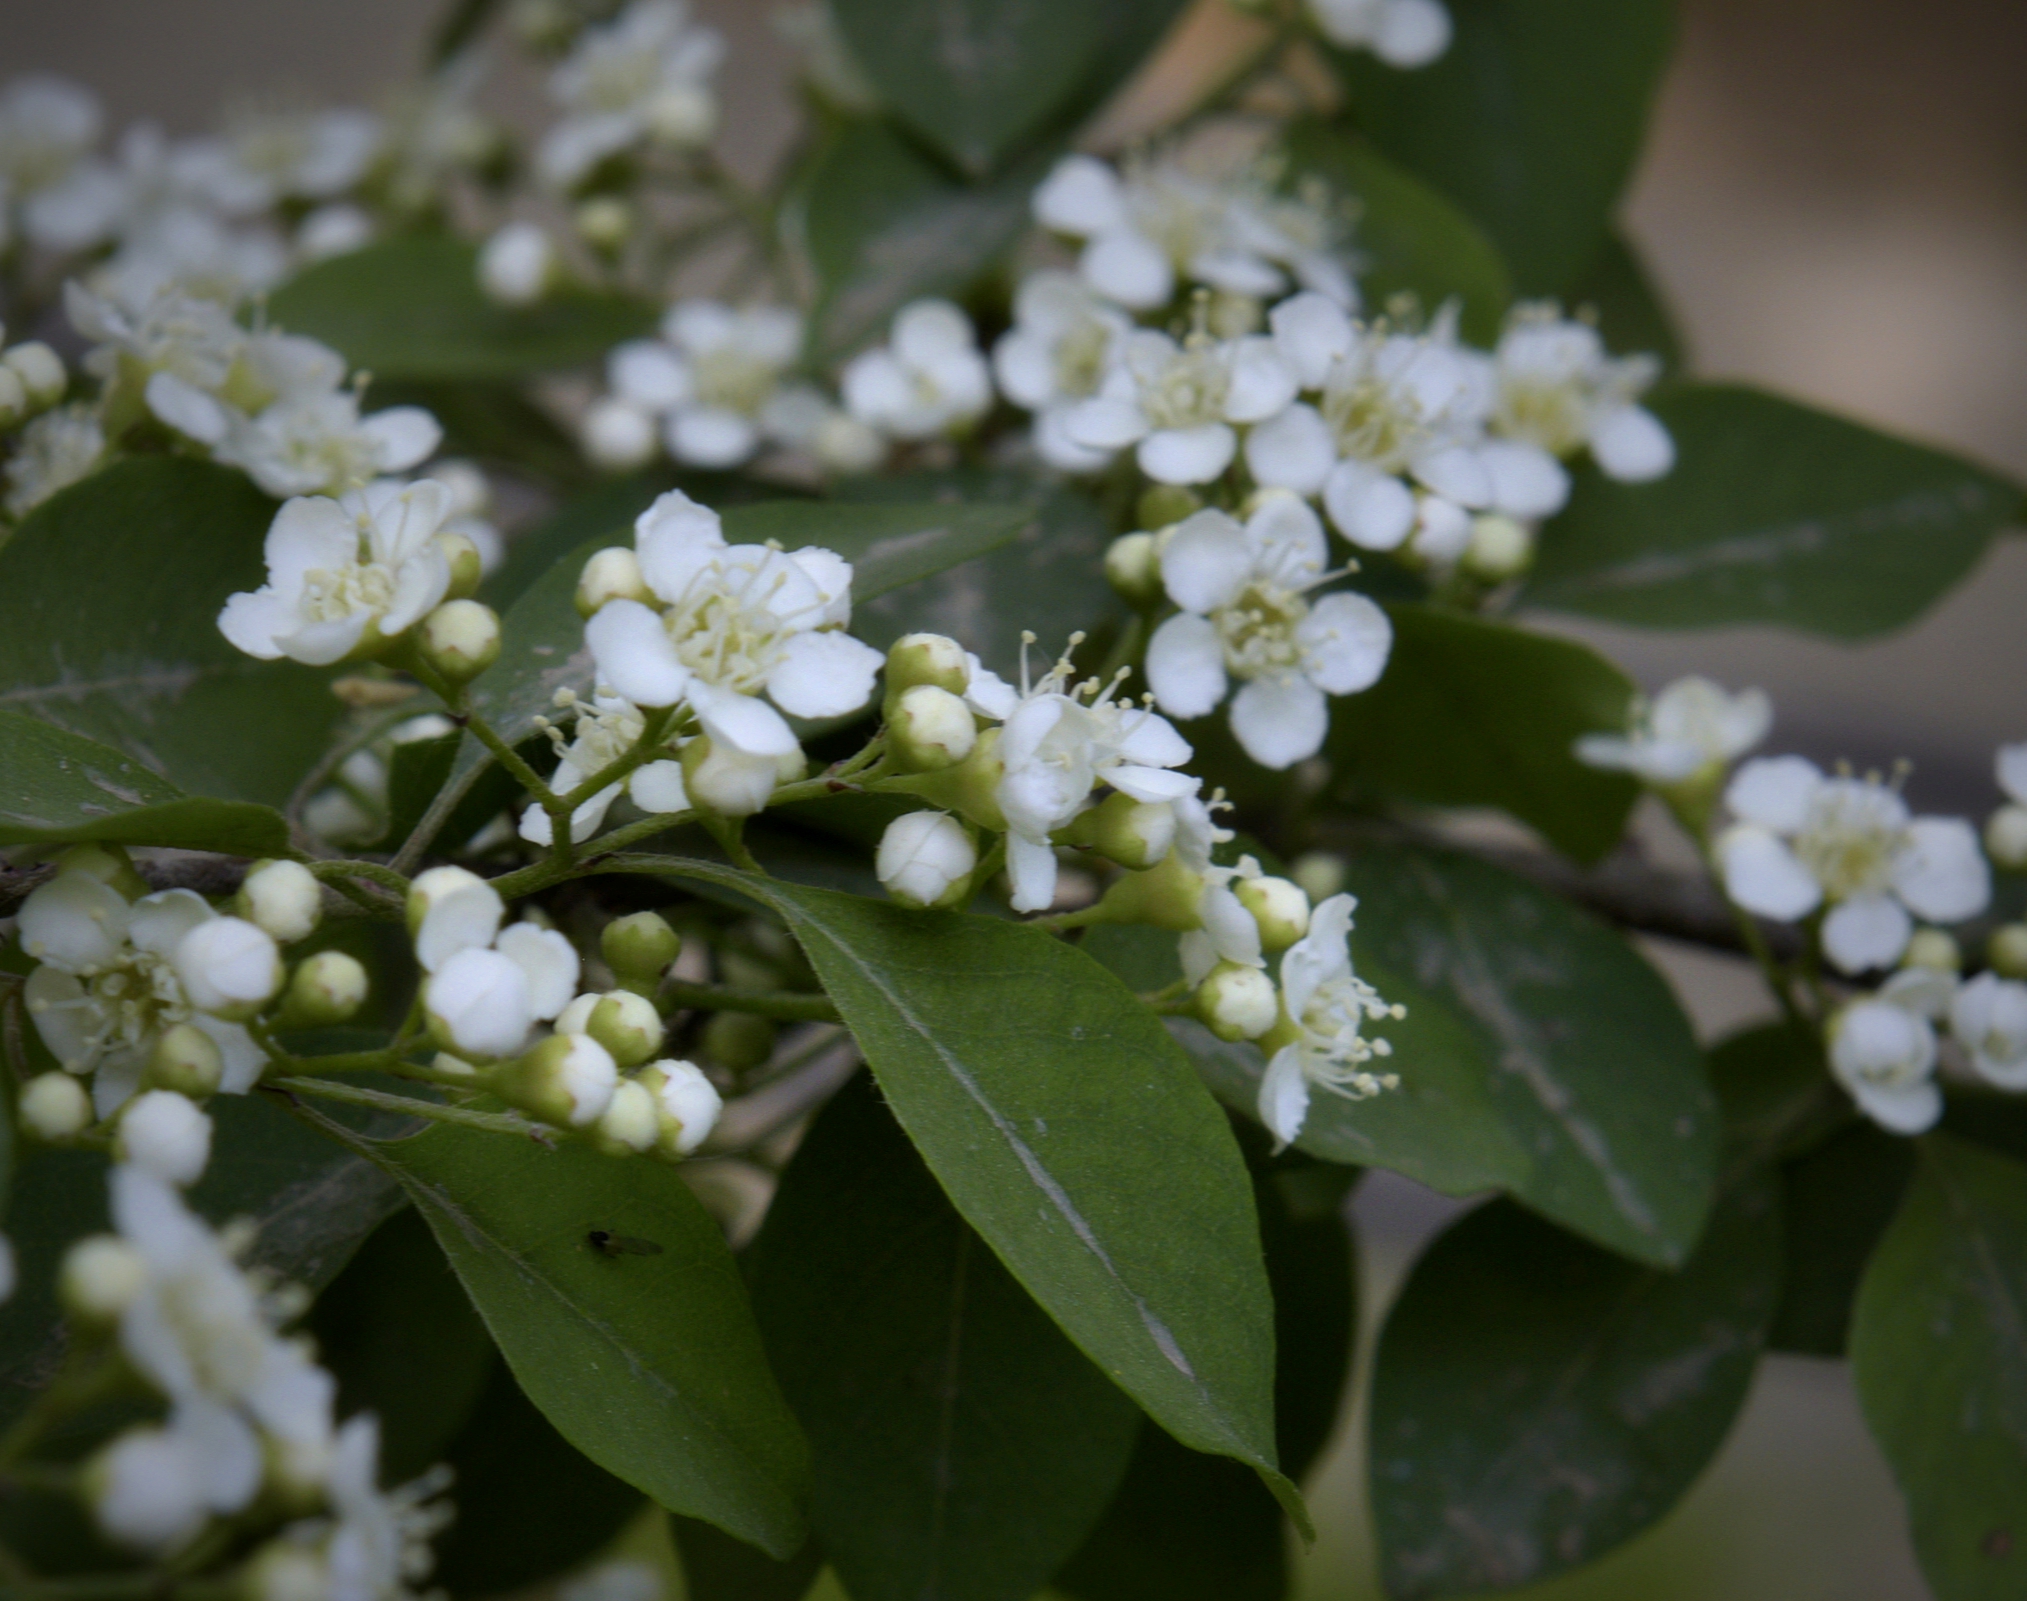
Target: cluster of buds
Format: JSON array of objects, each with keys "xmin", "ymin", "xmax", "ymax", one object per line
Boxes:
[{"xmin": 0, "ymin": 320, "xmax": 67, "ymax": 429}]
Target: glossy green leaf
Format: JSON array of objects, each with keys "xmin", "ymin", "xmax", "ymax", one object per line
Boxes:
[
  {"xmin": 1771, "ymin": 1121, "xmax": 1912, "ymax": 1357},
  {"xmin": 749, "ymin": 1073, "xmax": 1141, "ymax": 1601},
  {"xmin": 1527, "ymin": 384, "xmax": 2025, "ymax": 639},
  {"xmin": 1852, "ymin": 1135, "xmax": 2027, "ymax": 1601},
  {"xmin": 1174, "ymin": 844, "xmax": 1718, "ymax": 1267},
  {"xmin": 0, "ymin": 709, "xmax": 291, "ymax": 855},
  {"xmin": 310, "ymin": 1112, "xmax": 809, "ymax": 1556},
  {"xmin": 0, "ymin": 458, "xmax": 338, "ymax": 807},
  {"xmin": 796, "ymin": 121, "xmax": 1037, "ymax": 361},
  {"xmin": 1370, "ymin": 1171, "xmax": 1781, "ymax": 1598},
  {"xmin": 1566, "ymin": 230, "xmax": 1686, "ymax": 373},
  {"xmin": 266, "ymin": 234, "xmax": 656, "ymax": 380},
  {"xmin": 628, "ymin": 860, "xmax": 1297, "ymax": 1524},
  {"xmin": 1282, "ymin": 121, "xmax": 1513, "ymax": 347},
  {"xmin": 1334, "ymin": 0, "xmax": 1676, "ymax": 294},
  {"xmin": 1324, "ymin": 605, "xmax": 1639, "ymax": 863},
  {"xmin": 485, "ymin": 471, "xmax": 680, "ymax": 609}
]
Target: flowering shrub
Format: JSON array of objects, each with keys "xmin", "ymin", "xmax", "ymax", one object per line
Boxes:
[{"xmin": 1, "ymin": 3, "xmax": 2024, "ymax": 1601}]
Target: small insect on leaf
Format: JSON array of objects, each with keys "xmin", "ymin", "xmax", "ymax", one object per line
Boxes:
[{"xmin": 587, "ymin": 1229, "xmax": 664, "ymax": 1258}]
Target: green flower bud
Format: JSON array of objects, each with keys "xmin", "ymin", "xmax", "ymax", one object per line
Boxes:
[
  {"xmin": 586, "ymin": 990, "xmax": 665, "ymax": 1068},
  {"xmin": 3, "ymin": 341, "xmax": 66, "ymax": 410},
  {"xmin": 1104, "ymin": 532, "xmax": 1165, "ymax": 608},
  {"xmin": 1289, "ymin": 851, "xmax": 1345, "ymax": 906},
  {"xmin": 146, "ymin": 1023, "xmax": 224, "ymax": 1098},
  {"xmin": 1197, "ymin": 961, "xmax": 1279, "ymax": 1042},
  {"xmin": 418, "ymin": 599, "xmax": 501, "ymax": 684},
  {"xmin": 1236, "ymin": 875, "xmax": 1310, "ymax": 953},
  {"xmin": 20, "ymin": 1072, "xmax": 92, "ymax": 1142},
  {"xmin": 1056, "ymin": 790, "xmax": 1176, "ymax": 871},
  {"xmin": 1987, "ymin": 804, "xmax": 2027, "ymax": 872},
  {"xmin": 888, "ymin": 684, "xmax": 977, "ymax": 772},
  {"xmin": 496, "ymin": 1033, "xmax": 618, "ymax": 1128},
  {"xmin": 1135, "ymin": 485, "xmax": 1201, "ymax": 532},
  {"xmin": 1462, "ymin": 514, "xmax": 1535, "ymax": 582},
  {"xmin": 576, "ymin": 546, "xmax": 653, "ymax": 618},
  {"xmin": 1902, "ymin": 928, "xmax": 1961, "ymax": 974},
  {"xmin": 237, "ymin": 859, "xmax": 322, "ymax": 944},
  {"xmin": 1989, "ymin": 923, "xmax": 2027, "ymax": 981},
  {"xmin": 883, "ymin": 726, "xmax": 1007, "ymax": 831},
  {"xmin": 603, "ymin": 911, "xmax": 681, "ymax": 991},
  {"xmin": 434, "ymin": 530, "xmax": 486, "ymax": 601},
  {"xmin": 281, "ymin": 950, "xmax": 369, "ymax": 1026},
  {"xmin": 701, "ymin": 1010, "xmax": 775, "ymax": 1073},
  {"xmin": 60, "ymin": 1235, "xmax": 146, "ymax": 1327},
  {"xmin": 885, "ymin": 632, "xmax": 970, "ymax": 697},
  {"xmin": 1089, "ymin": 852, "xmax": 1205, "ymax": 932},
  {"xmin": 591, "ymin": 1077, "xmax": 659, "ymax": 1155}
]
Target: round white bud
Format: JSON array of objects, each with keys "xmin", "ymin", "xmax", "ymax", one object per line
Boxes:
[
  {"xmin": 813, "ymin": 410, "xmax": 885, "ymax": 474},
  {"xmin": 575, "ymin": 546, "xmax": 652, "ymax": 618},
  {"xmin": 645, "ymin": 85, "xmax": 717, "ymax": 146},
  {"xmin": 602, "ymin": 911, "xmax": 680, "ymax": 990},
  {"xmin": 20, "ymin": 1071, "xmax": 92, "ymax": 1141},
  {"xmin": 639, "ymin": 1059, "xmax": 723, "ymax": 1159},
  {"xmin": 1989, "ymin": 923, "xmax": 2027, "ymax": 981},
  {"xmin": 1196, "ymin": 962, "xmax": 1279, "ymax": 1042},
  {"xmin": 477, "ymin": 220, "xmax": 555, "ymax": 306},
  {"xmin": 1986, "ymin": 804, "xmax": 2027, "ymax": 871},
  {"xmin": 889, "ymin": 684, "xmax": 977, "ymax": 772},
  {"xmin": 1290, "ymin": 852, "xmax": 1347, "ymax": 906},
  {"xmin": 90, "ymin": 1428, "xmax": 211, "ymax": 1554},
  {"xmin": 426, "ymin": 947, "xmax": 535, "ymax": 1060},
  {"xmin": 500, "ymin": 1032, "xmax": 618, "ymax": 1128},
  {"xmin": 60, "ymin": 1235, "xmax": 147, "ymax": 1325},
  {"xmin": 1829, "ymin": 998, "xmax": 1940, "ymax": 1134},
  {"xmin": 876, "ymin": 811, "xmax": 977, "ymax": 909},
  {"xmin": 1236, "ymin": 876, "xmax": 1311, "ymax": 953},
  {"xmin": 593, "ymin": 1077, "xmax": 659, "ymax": 1155},
  {"xmin": 886, "ymin": 633, "xmax": 970, "ymax": 696},
  {"xmin": 241, "ymin": 1542, "xmax": 331, "ymax": 1601},
  {"xmin": 284, "ymin": 950, "xmax": 369, "ymax": 1026},
  {"xmin": 1902, "ymin": 927, "xmax": 1961, "ymax": 973},
  {"xmin": 173, "ymin": 917, "xmax": 282, "ymax": 1021},
  {"xmin": 237, "ymin": 859, "xmax": 322, "ymax": 945},
  {"xmin": 117, "ymin": 1091, "xmax": 213, "ymax": 1188},
  {"xmin": 1462, "ymin": 514, "xmax": 1536, "ymax": 582},
  {"xmin": 585, "ymin": 990, "xmax": 666, "ymax": 1068},
  {"xmin": 145, "ymin": 1022, "xmax": 224, "ymax": 1098},
  {"xmin": 1104, "ymin": 532, "xmax": 1164, "ymax": 608},
  {"xmin": 583, "ymin": 397, "xmax": 660, "ymax": 471},
  {"xmin": 681, "ymin": 736, "xmax": 783, "ymax": 818},
  {"xmin": 575, "ymin": 196, "xmax": 633, "ymax": 251},
  {"xmin": 434, "ymin": 529, "xmax": 486, "ymax": 600},
  {"xmin": 407, "ymin": 865, "xmax": 504, "ymax": 972},
  {"xmin": 3, "ymin": 341, "xmax": 66, "ymax": 409},
  {"xmin": 419, "ymin": 599, "xmax": 501, "ymax": 684}
]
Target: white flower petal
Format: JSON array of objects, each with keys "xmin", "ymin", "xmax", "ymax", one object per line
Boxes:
[
  {"xmin": 496, "ymin": 922, "xmax": 580, "ymax": 1020},
  {"xmin": 609, "ymin": 339, "xmax": 692, "ymax": 410},
  {"xmin": 1064, "ymin": 395, "xmax": 1149, "ymax": 451},
  {"xmin": 633, "ymin": 488, "xmax": 726, "ymax": 598},
  {"xmin": 1081, "ymin": 230, "xmax": 1172, "ymax": 310},
  {"xmin": 1244, "ymin": 403, "xmax": 1336, "ymax": 496},
  {"xmin": 128, "ymin": 890, "xmax": 215, "ymax": 958},
  {"xmin": 1374, "ymin": 0, "xmax": 1454, "ymax": 66},
  {"xmin": 1323, "ymin": 460, "xmax": 1415, "ymax": 551},
  {"xmin": 144, "ymin": 373, "xmax": 230, "ymax": 444},
  {"xmin": 1005, "ymin": 831, "xmax": 1060, "ymax": 914},
  {"xmin": 1591, "ymin": 405, "xmax": 1676, "ymax": 481},
  {"xmin": 1725, "ymin": 755, "xmax": 1823, "ymax": 833},
  {"xmin": 362, "ymin": 407, "xmax": 442, "ymax": 472},
  {"xmin": 1138, "ymin": 423, "xmax": 1236, "ymax": 485},
  {"xmin": 20, "ymin": 873, "xmax": 133, "ymax": 972},
  {"xmin": 1230, "ymin": 676, "xmax": 1329, "ymax": 769},
  {"xmin": 585, "ymin": 598, "xmax": 690, "ymax": 708},
  {"xmin": 1480, "ymin": 440, "xmax": 1570, "ymax": 519},
  {"xmin": 1258, "ymin": 1045, "xmax": 1311, "ymax": 1148},
  {"xmin": 689, "ymin": 680, "xmax": 800, "ymax": 757},
  {"xmin": 1850, "ymin": 1079, "xmax": 1941, "ymax": 1136},
  {"xmin": 1893, "ymin": 816, "xmax": 1991, "ymax": 924},
  {"xmin": 1411, "ymin": 444, "xmax": 1493, "ymax": 508},
  {"xmin": 668, "ymin": 406, "xmax": 759, "ymax": 468},
  {"xmin": 1821, "ymin": 894, "xmax": 1912, "ymax": 976},
  {"xmin": 1717, "ymin": 826, "xmax": 1822, "ymax": 921},
  {"xmin": 1159, "ymin": 509, "xmax": 1252, "ymax": 613},
  {"xmin": 767, "ymin": 630, "xmax": 883, "ymax": 719},
  {"xmin": 1224, "ymin": 337, "xmax": 1298, "ymax": 424},
  {"xmin": 628, "ymin": 759, "xmax": 690, "ymax": 814},
  {"xmin": 1033, "ymin": 154, "xmax": 1125, "ymax": 236},
  {"xmin": 1107, "ymin": 765, "xmax": 1201, "ymax": 804},
  {"xmin": 1298, "ymin": 592, "xmax": 1393, "ymax": 695},
  {"xmin": 1268, "ymin": 291, "xmax": 1356, "ymax": 391}
]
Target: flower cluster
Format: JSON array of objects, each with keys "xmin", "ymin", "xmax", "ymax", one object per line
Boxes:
[
  {"xmin": 1828, "ymin": 959, "xmax": 2027, "ymax": 1135},
  {"xmin": 535, "ymin": 0, "xmax": 725, "ymax": 192}
]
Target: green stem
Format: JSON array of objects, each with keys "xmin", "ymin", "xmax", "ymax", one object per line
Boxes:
[
  {"xmin": 287, "ymin": 703, "xmax": 432, "ymax": 832},
  {"xmin": 308, "ymin": 858, "xmax": 410, "ymax": 899},
  {"xmin": 703, "ymin": 815, "xmax": 764, "ymax": 875},
  {"xmin": 659, "ymin": 980, "xmax": 839, "ymax": 1023},
  {"xmin": 266, "ymin": 1077, "xmax": 545, "ymax": 1138}
]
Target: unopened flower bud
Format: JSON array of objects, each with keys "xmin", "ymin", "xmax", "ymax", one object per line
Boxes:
[
  {"xmin": 584, "ymin": 990, "xmax": 665, "ymax": 1067},
  {"xmin": 877, "ymin": 811, "xmax": 976, "ymax": 909},
  {"xmin": 889, "ymin": 684, "xmax": 976, "ymax": 772},
  {"xmin": 1057, "ymin": 790, "xmax": 1176, "ymax": 871},
  {"xmin": 60, "ymin": 1235, "xmax": 146, "ymax": 1326},
  {"xmin": 283, "ymin": 950, "xmax": 369, "ymax": 1026},
  {"xmin": 3, "ymin": 341, "xmax": 65, "ymax": 410},
  {"xmin": 701, "ymin": 1010, "xmax": 776, "ymax": 1073},
  {"xmin": 592, "ymin": 1077, "xmax": 659, "ymax": 1155},
  {"xmin": 418, "ymin": 599, "xmax": 501, "ymax": 684},
  {"xmin": 575, "ymin": 547, "xmax": 653, "ymax": 619},
  {"xmin": 240, "ymin": 1541, "xmax": 330, "ymax": 1601},
  {"xmin": 478, "ymin": 220, "xmax": 555, "ymax": 306},
  {"xmin": 603, "ymin": 911, "xmax": 680, "ymax": 992},
  {"xmin": 20, "ymin": 1071, "xmax": 92, "ymax": 1141},
  {"xmin": 173, "ymin": 918, "xmax": 282, "ymax": 1021},
  {"xmin": 145, "ymin": 1023, "xmax": 224, "ymax": 1098},
  {"xmin": 645, "ymin": 85, "xmax": 716, "ymax": 146},
  {"xmin": 237, "ymin": 859, "xmax": 322, "ymax": 944},
  {"xmin": 118, "ymin": 1091, "xmax": 213, "ymax": 1187},
  {"xmin": 583, "ymin": 398, "xmax": 659, "ymax": 471},
  {"xmin": 426, "ymin": 948, "xmax": 534, "ymax": 1060},
  {"xmin": 1236, "ymin": 876, "xmax": 1310, "ymax": 952},
  {"xmin": 434, "ymin": 530, "xmax": 486, "ymax": 601},
  {"xmin": 575, "ymin": 195, "xmax": 633, "ymax": 253},
  {"xmin": 1987, "ymin": 804, "xmax": 2027, "ymax": 871},
  {"xmin": 89, "ymin": 1427, "xmax": 210, "ymax": 1555},
  {"xmin": 1902, "ymin": 928, "xmax": 1961, "ymax": 974},
  {"xmin": 1990, "ymin": 923, "xmax": 2027, "ymax": 981},
  {"xmin": 1290, "ymin": 851, "xmax": 1345, "ymax": 906},
  {"xmin": 56, "ymin": 841, "xmax": 148, "ymax": 901},
  {"xmin": 1462, "ymin": 514, "xmax": 1535, "ymax": 582},
  {"xmin": 1104, "ymin": 532, "xmax": 1164, "ymax": 608},
  {"xmin": 1136, "ymin": 485, "xmax": 1201, "ymax": 532},
  {"xmin": 813, "ymin": 410, "xmax": 884, "ymax": 474},
  {"xmin": 883, "ymin": 726, "xmax": 1007, "ymax": 831},
  {"xmin": 0, "ymin": 366, "xmax": 25, "ymax": 425},
  {"xmin": 885, "ymin": 633, "xmax": 969, "ymax": 697},
  {"xmin": 1197, "ymin": 962, "xmax": 1279, "ymax": 1042},
  {"xmin": 638, "ymin": 1059, "xmax": 722, "ymax": 1159},
  {"xmin": 408, "ymin": 865, "xmax": 504, "ymax": 971},
  {"xmin": 681, "ymin": 735, "xmax": 782, "ymax": 818},
  {"xmin": 498, "ymin": 1032, "xmax": 618, "ymax": 1127}
]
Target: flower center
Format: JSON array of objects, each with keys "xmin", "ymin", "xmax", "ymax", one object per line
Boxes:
[
  {"xmin": 1796, "ymin": 786, "xmax": 1905, "ymax": 900},
  {"xmin": 301, "ymin": 561, "xmax": 397, "ymax": 623},
  {"xmin": 1297, "ymin": 972, "xmax": 1399, "ymax": 1100},
  {"xmin": 662, "ymin": 559, "xmax": 805, "ymax": 694},
  {"xmin": 1139, "ymin": 344, "xmax": 1229, "ymax": 431},
  {"xmin": 690, "ymin": 345, "xmax": 779, "ymax": 416},
  {"xmin": 1214, "ymin": 582, "xmax": 1308, "ymax": 680},
  {"xmin": 1051, "ymin": 319, "xmax": 1113, "ymax": 400},
  {"xmin": 1321, "ymin": 367, "xmax": 1431, "ymax": 471},
  {"xmin": 1495, "ymin": 379, "xmax": 1590, "ymax": 455},
  {"xmin": 158, "ymin": 1271, "xmax": 272, "ymax": 1398},
  {"xmin": 582, "ymin": 49, "xmax": 663, "ymax": 113}
]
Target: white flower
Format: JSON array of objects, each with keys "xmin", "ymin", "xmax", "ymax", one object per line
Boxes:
[
  {"xmin": 20, "ymin": 874, "xmax": 264, "ymax": 1115},
  {"xmin": 1717, "ymin": 758, "xmax": 1992, "ymax": 974},
  {"xmin": 66, "ymin": 279, "xmax": 244, "ymax": 394},
  {"xmin": 1484, "ymin": 304, "xmax": 1674, "ymax": 482},
  {"xmin": 538, "ymin": 0, "xmax": 724, "ymax": 189},
  {"xmin": 1307, "ymin": 0, "xmax": 1453, "ymax": 67},
  {"xmin": 1256, "ymin": 894, "xmax": 1403, "ymax": 1147},
  {"xmin": 425, "ymin": 922, "xmax": 578, "ymax": 1060},
  {"xmin": 93, "ymin": 1426, "xmax": 213, "ymax": 1554},
  {"xmin": 177, "ymin": 108, "xmax": 380, "ymax": 214},
  {"xmin": 1065, "ymin": 326, "xmax": 1297, "ymax": 485},
  {"xmin": 991, "ymin": 271, "xmax": 1132, "ymax": 471},
  {"xmin": 1031, "ymin": 152, "xmax": 1353, "ymax": 311},
  {"xmin": 477, "ymin": 219, "xmax": 556, "ymax": 306},
  {"xmin": 3, "ymin": 401, "xmax": 103, "ymax": 517},
  {"xmin": 583, "ymin": 490, "xmax": 884, "ymax": 757},
  {"xmin": 119, "ymin": 1091, "xmax": 214, "ymax": 1189},
  {"xmin": 1829, "ymin": 997, "xmax": 1940, "ymax": 1134},
  {"xmin": 212, "ymin": 389, "xmax": 441, "ymax": 499},
  {"xmin": 520, "ymin": 688, "xmax": 694, "ymax": 845},
  {"xmin": 307, "ymin": 1415, "xmax": 452, "ymax": 1601},
  {"xmin": 1145, "ymin": 498, "xmax": 1391, "ymax": 768},
  {"xmin": 407, "ymin": 865, "xmax": 504, "ymax": 973},
  {"xmin": 219, "ymin": 480, "xmax": 455, "ymax": 666},
  {"xmin": 1574, "ymin": 676, "xmax": 1772, "ymax": 786},
  {"xmin": 996, "ymin": 645, "xmax": 1198, "ymax": 913},
  {"xmin": 0, "ymin": 75, "xmax": 101, "ymax": 200},
  {"xmin": 607, "ymin": 300, "xmax": 804, "ymax": 467},
  {"xmin": 841, "ymin": 299, "xmax": 993, "ymax": 441},
  {"xmin": 1950, "ymin": 972, "xmax": 2027, "ymax": 1090},
  {"xmin": 877, "ymin": 812, "xmax": 977, "ymax": 909}
]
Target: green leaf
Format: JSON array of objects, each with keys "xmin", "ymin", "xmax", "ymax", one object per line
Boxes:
[
  {"xmin": 1370, "ymin": 1171, "xmax": 1782, "ymax": 1598},
  {"xmin": 310, "ymin": 1112, "xmax": 809, "ymax": 1556},
  {"xmin": 307, "ymin": 1206, "xmax": 497, "ymax": 1483},
  {"xmin": 749, "ymin": 1072, "xmax": 1141, "ymax": 1601},
  {"xmin": 266, "ymin": 234, "xmax": 656, "ymax": 381},
  {"xmin": 370, "ymin": 730, "xmax": 460, "ymax": 853},
  {"xmin": 0, "ymin": 458, "xmax": 339, "ymax": 807},
  {"xmin": 0, "ymin": 709, "xmax": 290, "ymax": 855},
  {"xmin": 1852, "ymin": 1134, "xmax": 2027, "ymax": 1601},
  {"xmin": 1055, "ymin": 1160, "xmax": 1355, "ymax": 1601},
  {"xmin": 1174, "ymin": 844, "xmax": 1718, "ymax": 1267},
  {"xmin": 1772, "ymin": 1121, "xmax": 1913, "ymax": 1357},
  {"xmin": 1333, "ymin": 0, "xmax": 1676, "ymax": 294},
  {"xmin": 670, "ymin": 1513, "xmax": 823, "ymax": 1601},
  {"xmin": 629, "ymin": 860, "xmax": 1297, "ymax": 1525},
  {"xmin": 1527, "ymin": 384, "xmax": 2026, "ymax": 639},
  {"xmin": 1282, "ymin": 121, "xmax": 1513, "ymax": 347},
  {"xmin": 1324, "ymin": 605, "xmax": 1639, "ymax": 863},
  {"xmin": 796, "ymin": 121, "xmax": 1037, "ymax": 361},
  {"xmin": 1566, "ymin": 230, "xmax": 1686, "ymax": 373},
  {"xmin": 484, "ymin": 471, "xmax": 678, "ymax": 610},
  {"xmin": 370, "ymin": 378, "xmax": 590, "ymax": 486}
]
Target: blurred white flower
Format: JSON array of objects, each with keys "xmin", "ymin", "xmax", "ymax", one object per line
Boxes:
[
  {"xmin": 520, "ymin": 687, "xmax": 694, "ymax": 845},
  {"xmin": 1950, "ymin": 972, "xmax": 2027, "ymax": 1090},
  {"xmin": 991, "ymin": 271, "xmax": 1132, "ymax": 471},
  {"xmin": 1575, "ymin": 676, "xmax": 1772, "ymax": 786},
  {"xmin": 3, "ymin": 401, "xmax": 104, "ymax": 517},
  {"xmin": 1307, "ymin": 0, "xmax": 1453, "ymax": 67},
  {"xmin": 1256, "ymin": 894, "xmax": 1402, "ymax": 1147},
  {"xmin": 1829, "ymin": 995, "xmax": 1940, "ymax": 1134},
  {"xmin": 841, "ymin": 299, "xmax": 992, "ymax": 441},
  {"xmin": 1065, "ymin": 325, "xmax": 1296, "ymax": 485},
  {"xmin": 538, "ymin": 0, "xmax": 724, "ymax": 189},
  {"xmin": 0, "ymin": 75, "xmax": 101, "ymax": 200},
  {"xmin": 178, "ymin": 107, "xmax": 380, "ymax": 214},
  {"xmin": 1483, "ymin": 303, "xmax": 1674, "ymax": 482},
  {"xmin": 607, "ymin": 300, "xmax": 803, "ymax": 467}
]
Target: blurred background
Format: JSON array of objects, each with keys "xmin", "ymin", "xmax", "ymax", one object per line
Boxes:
[{"xmin": 8, "ymin": 1, "xmax": 2023, "ymax": 1596}]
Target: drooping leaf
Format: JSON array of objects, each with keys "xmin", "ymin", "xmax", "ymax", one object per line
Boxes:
[
  {"xmin": 1566, "ymin": 230, "xmax": 1686, "ymax": 373},
  {"xmin": 1323, "ymin": 605, "xmax": 1639, "ymax": 863},
  {"xmin": 1282, "ymin": 120, "xmax": 1513, "ymax": 347},
  {"xmin": 748, "ymin": 1072, "xmax": 1142, "ymax": 1601},
  {"xmin": 1369, "ymin": 1171, "xmax": 1781, "ymax": 1598},
  {"xmin": 1526, "ymin": 384, "xmax": 2026, "ymax": 639},
  {"xmin": 1333, "ymin": 0, "xmax": 1676, "ymax": 295},
  {"xmin": 0, "ymin": 458, "xmax": 338, "ymax": 807},
  {"xmin": 306, "ymin": 1111, "xmax": 809, "ymax": 1556},
  {"xmin": 266, "ymin": 234, "xmax": 656, "ymax": 380},
  {"xmin": 0, "ymin": 709, "xmax": 291, "ymax": 855},
  {"xmin": 1852, "ymin": 1135, "xmax": 2027, "ymax": 1601},
  {"xmin": 1174, "ymin": 844, "xmax": 1718, "ymax": 1268},
  {"xmin": 624, "ymin": 859, "xmax": 1297, "ymax": 1524}
]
